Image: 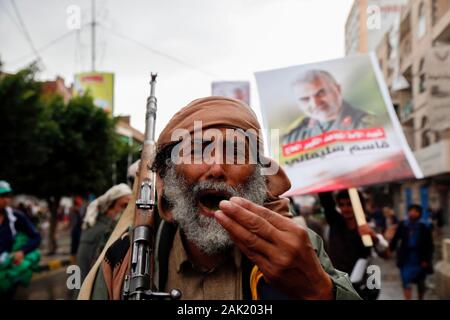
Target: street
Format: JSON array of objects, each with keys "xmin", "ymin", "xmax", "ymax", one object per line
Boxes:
[
  {"xmin": 15, "ymin": 268, "xmax": 75, "ymax": 300},
  {"xmin": 376, "ymin": 257, "xmax": 437, "ymax": 300}
]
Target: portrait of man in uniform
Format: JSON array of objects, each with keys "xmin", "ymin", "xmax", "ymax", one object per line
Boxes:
[
  {"xmin": 256, "ymin": 54, "xmax": 422, "ymax": 196},
  {"xmin": 283, "ymin": 69, "xmax": 375, "ymax": 144}
]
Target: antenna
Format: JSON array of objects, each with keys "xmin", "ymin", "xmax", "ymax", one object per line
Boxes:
[{"xmin": 91, "ymin": 0, "xmax": 96, "ymax": 71}]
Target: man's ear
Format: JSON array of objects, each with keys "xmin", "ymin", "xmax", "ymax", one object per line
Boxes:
[
  {"xmin": 156, "ymin": 174, "xmax": 174, "ymax": 223},
  {"xmin": 158, "ymin": 193, "xmax": 174, "ymax": 223}
]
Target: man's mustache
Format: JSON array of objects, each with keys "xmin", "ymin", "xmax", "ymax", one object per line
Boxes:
[{"xmin": 192, "ymin": 181, "xmax": 240, "ymax": 206}]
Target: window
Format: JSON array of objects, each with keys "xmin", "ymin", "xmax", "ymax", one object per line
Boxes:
[
  {"xmin": 419, "ymin": 58, "xmax": 426, "ymax": 93},
  {"xmin": 417, "ymin": 2, "xmax": 426, "ymax": 39},
  {"xmin": 420, "ymin": 116, "xmax": 439, "ymax": 148},
  {"xmin": 419, "ymin": 74, "xmax": 426, "ymax": 93},
  {"xmin": 420, "ymin": 116, "xmax": 431, "ymax": 148}
]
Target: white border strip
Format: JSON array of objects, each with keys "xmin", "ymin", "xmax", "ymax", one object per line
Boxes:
[{"xmin": 369, "ymin": 52, "xmax": 424, "ymax": 179}]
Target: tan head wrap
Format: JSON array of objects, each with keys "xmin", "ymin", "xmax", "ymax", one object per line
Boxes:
[
  {"xmin": 82, "ymin": 183, "xmax": 132, "ymax": 229},
  {"xmin": 156, "ymin": 96, "xmax": 291, "ymax": 220}
]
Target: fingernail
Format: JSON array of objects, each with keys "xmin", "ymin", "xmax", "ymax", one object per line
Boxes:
[
  {"xmin": 215, "ymin": 210, "xmax": 229, "ymax": 223},
  {"xmin": 215, "ymin": 210, "xmax": 224, "ymax": 219},
  {"xmin": 220, "ymin": 200, "xmax": 235, "ymax": 210},
  {"xmin": 229, "ymin": 197, "xmax": 243, "ymax": 204}
]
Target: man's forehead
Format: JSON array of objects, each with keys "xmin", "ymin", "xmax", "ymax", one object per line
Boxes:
[
  {"xmin": 294, "ymin": 76, "xmax": 332, "ymax": 95},
  {"xmin": 190, "ymin": 127, "xmax": 250, "ymax": 142}
]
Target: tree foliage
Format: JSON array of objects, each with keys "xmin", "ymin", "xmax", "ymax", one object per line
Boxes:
[{"xmin": 0, "ymin": 65, "xmax": 128, "ymax": 199}]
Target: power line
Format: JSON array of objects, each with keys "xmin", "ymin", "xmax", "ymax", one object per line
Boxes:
[
  {"xmin": 10, "ymin": 0, "xmax": 45, "ymax": 69},
  {"xmin": 1, "ymin": 1, "xmax": 22, "ymax": 32},
  {"xmin": 98, "ymin": 23, "xmax": 220, "ymax": 79},
  {"xmin": 4, "ymin": 5, "xmax": 220, "ymax": 79},
  {"xmin": 7, "ymin": 30, "xmax": 74, "ymax": 67},
  {"xmin": 91, "ymin": 0, "xmax": 96, "ymax": 71},
  {"xmin": 74, "ymin": 29, "xmax": 81, "ymax": 72},
  {"xmin": 6, "ymin": 23, "xmax": 90, "ymax": 68},
  {"xmin": 98, "ymin": 41, "xmax": 106, "ymax": 70}
]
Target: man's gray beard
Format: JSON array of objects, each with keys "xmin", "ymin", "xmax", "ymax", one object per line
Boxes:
[{"xmin": 162, "ymin": 165, "xmax": 267, "ymax": 255}]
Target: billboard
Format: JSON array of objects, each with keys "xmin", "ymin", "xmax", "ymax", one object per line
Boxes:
[
  {"xmin": 255, "ymin": 53, "xmax": 422, "ymax": 196},
  {"xmin": 211, "ymin": 81, "xmax": 250, "ymax": 105},
  {"xmin": 73, "ymin": 72, "xmax": 114, "ymax": 113}
]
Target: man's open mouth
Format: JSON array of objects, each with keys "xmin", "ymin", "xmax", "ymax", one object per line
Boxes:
[{"xmin": 197, "ymin": 189, "xmax": 233, "ymax": 215}]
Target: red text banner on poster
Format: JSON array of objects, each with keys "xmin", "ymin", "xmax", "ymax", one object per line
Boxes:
[{"xmin": 282, "ymin": 127, "xmax": 386, "ymax": 157}]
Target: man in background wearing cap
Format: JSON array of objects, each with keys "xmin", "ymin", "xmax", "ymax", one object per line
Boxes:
[
  {"xmin": 77, "ymin": 183, "xmax": 132, "ymax": 282},
  {"xmin": 79, "ymin": 97, "xmax": 360, "ymax": 300},
  {"xmin": 0, "ymin": 180, "xmax": 41, "ymax": 299}
]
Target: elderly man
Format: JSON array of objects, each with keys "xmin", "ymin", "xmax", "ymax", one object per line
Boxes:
[
  {"xmin": 80, "ymin": 97, "xmax": 360, "ymax": 300},
  {"xmin": 77, "ymin": 183, "xmax": 132, "ymax": 282},
  {"xmin": 284, "ymin": 70, "xmax": 375, "ymax": 144}
]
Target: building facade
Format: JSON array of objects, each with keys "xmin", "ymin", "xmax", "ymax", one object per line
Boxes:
[
  {"xmin": 375, "ymin": 0, "xmax": 450, "ymax": 233},
  {"xmin": 345, "ymin": 0, "xmax": 408, "ymax": 55},
  {"xmin": 41, "ymin": 76, "xmax": 73, "ymax": 103},
  {"xmin": 347, "ymin": 0, "xmax": 450, "ymax": 298}
]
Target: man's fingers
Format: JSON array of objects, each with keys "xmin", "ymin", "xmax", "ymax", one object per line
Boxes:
[
  {"xmin": 215, "ymin": 210, "xmax": 277, "ymax": 254},
  {"xmin": 218, "ymin": 199, "xmax": 282, "ymax": 243},
  {"xmin": 228, "ymin": 197, "xmax": 293, "ymax": 231},
  {"xmin": 232, "ymin": 241, "xmax": 273, "ymax": 276},
  {"xmin": 215, "ymin": 210, "xmax": 277, "ymax": 274}
]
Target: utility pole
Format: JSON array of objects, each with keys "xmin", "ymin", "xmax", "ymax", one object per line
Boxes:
[{"xmin": 91, "ymin": 0, "xmax": 96, "ymax": 71}]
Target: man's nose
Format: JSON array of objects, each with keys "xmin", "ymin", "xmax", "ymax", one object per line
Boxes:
[
  {"xmin": 204, "ymin": 149, "xmax": 226, "ymax": 180},
  {"xmin": 204, "ymin": 162, "xmax": 226, "ymax": 181},
  {"xmin": 309, "ymin": 96, "xmax": 321, "ymax": 108}
]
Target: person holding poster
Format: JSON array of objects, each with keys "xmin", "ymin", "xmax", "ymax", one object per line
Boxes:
[
  {"xmin": 319, "ymin": 191, "xmax": 389, "ymax": 300},
  {"xmin": 284, "ymin": 70, "xmax": 376, "ymax": 144}
]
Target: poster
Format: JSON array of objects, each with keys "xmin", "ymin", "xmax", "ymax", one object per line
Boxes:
[
  {"xmin": 255, "ymin": 53, "xmax": 422, "ymax": 196},
  {"xmin": 211, "ymin": 81, "xmax": 250, "ymax": 105},
  {"xmin": 73, "ymin": 72, "xmax": 114, "ymax": 113}
]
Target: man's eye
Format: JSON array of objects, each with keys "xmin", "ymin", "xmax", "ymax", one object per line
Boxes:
[
  {"xmin": 316, "ymin": 89, "xmax": 327, "ymax": 97},
  {"xmin": 190, "ymin": 149, "xmax": 202, "ymax": 156},
  {"xmin": 300, "ymin": 97, "xmax": 309, "ymax": 103},
  {"xmin": 190, "ymin": 142, "xmax": 205, "ymax": 156}
]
